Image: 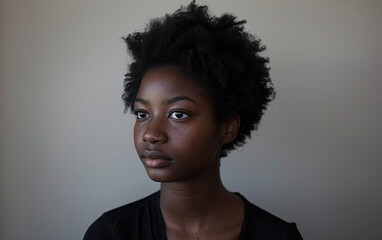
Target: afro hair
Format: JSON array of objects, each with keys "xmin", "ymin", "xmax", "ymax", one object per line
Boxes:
[{"xmin": 123, "ymin": 1, "xmax": 275, "ymax": 158}]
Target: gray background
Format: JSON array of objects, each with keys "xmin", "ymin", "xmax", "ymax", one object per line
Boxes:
[{"xmin": 1, "ymin": 0, "xmax": 381, "ymax": 239}]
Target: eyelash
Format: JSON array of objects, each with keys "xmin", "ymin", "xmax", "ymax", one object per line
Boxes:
[
  {"xmin": 168, "ymin": 111, "xmax": 190, "ymax": 120},
  {"xmin": 134, "ymin": 110, "xmax": 190, "ymax": 120},
  {"xmin": 135, "ymin": 111, "xmax": 149, "ymax": 120}
]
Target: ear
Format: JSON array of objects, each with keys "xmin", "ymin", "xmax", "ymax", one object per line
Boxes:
[{"xmin": 220, "ymin": 115, "xmax": 241, "ymax": 145}]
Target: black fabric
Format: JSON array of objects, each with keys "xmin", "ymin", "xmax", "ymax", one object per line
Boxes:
[{"xmin": 84, "ymin": 191, "xmax": 303, "ymax": 240}]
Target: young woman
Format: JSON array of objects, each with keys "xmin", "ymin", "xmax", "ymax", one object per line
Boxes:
[{"xmin": 84, "ymin": 1, "xmax": 303, "ymax": 239}]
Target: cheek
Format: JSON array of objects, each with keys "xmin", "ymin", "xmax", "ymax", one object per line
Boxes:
[
  {"xmin": 133, "ymin": 123, "xmax": 142, "ymax": 150},
  {"xmin": 174, "ymin": 122, "xmax": 220, "ymax": 153}
]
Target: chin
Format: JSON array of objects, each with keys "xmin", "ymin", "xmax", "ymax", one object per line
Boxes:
[{"xmin": 145, "ymin": 169, "xmax": 175, "ymax": 183}]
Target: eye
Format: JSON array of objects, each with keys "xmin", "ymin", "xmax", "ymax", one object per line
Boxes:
[
  {"xmin": 168, "ymin": 111, "xmax": 189, "ymax": 120},
  {"xmin": 135, "ymin": 111, "xmax": 149, "ymax": 120}
]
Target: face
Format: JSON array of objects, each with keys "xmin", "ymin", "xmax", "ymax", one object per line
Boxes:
[{"xmin": 133, "ymin": 66, "xmax": 227, "ymax": 183}]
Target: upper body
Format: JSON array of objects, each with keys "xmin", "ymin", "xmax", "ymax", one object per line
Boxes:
[
  {"xmin": 84, "ymin": 191, "xmax": 303, "ymax": 240},
  {"xmin": 84, "ymin": 2, "xmax": 303, "ymax": 239}
]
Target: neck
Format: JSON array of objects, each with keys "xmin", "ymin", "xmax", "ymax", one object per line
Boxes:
[{"xmin": 159, "ymin": 163, "xmax": 232, "ymax": 230}]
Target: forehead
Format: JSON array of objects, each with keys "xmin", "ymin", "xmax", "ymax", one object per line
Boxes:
[{"xmin": 137, "ymin": 66, "xmax": 211, "ymax": 99}]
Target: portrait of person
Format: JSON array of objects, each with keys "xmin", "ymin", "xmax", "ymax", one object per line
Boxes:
[
  {"xmin": 0, "ymin": 1, "xmax": 381, "ymax": 240},
  {"xmin": 83, "ymin": 2, "xmax": 302, "ymax": 239}
]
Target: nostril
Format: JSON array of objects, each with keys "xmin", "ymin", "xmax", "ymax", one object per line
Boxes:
[{"xmin": 142, "ymin": 129, "xmax": 167, "ymax": 144}]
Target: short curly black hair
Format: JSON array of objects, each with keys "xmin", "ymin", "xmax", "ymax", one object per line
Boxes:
[{"xmin": 123, "ymin": 1, "xmax": 275, "ymax": 158}]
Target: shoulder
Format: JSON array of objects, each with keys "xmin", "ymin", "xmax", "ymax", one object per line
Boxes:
[
  {"xmin": 238, "ymin": 193, "xmax": 303, "ymax": 240},
  {"xmin": 102, "ymin": 191, "xmax": 158, "ymax": 221},
  {"xmin": 83, "ymin": 191, "xmax": 159, "ymax": 240}
]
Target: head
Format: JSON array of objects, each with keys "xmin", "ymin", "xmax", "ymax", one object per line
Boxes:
[{"xmin": 123, "ymin": 1, "xmax": 275, "ymax": 159}]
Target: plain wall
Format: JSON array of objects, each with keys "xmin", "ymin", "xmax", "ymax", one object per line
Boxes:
[{"xmin": 1, "ymin": 0, "xmax": 381, "ymax": 239}]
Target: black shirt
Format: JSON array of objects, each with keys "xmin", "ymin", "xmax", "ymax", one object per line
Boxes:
[{"xmin": 84, "ymin": 191, "xmax": 303, "ymax": 240}]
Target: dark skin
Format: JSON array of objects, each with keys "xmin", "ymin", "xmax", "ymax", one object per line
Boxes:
[{"xmin": 133, "ymin": 66, "xmax": 243, "ymax": 240}]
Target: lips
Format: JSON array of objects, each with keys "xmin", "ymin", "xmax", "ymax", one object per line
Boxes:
[{"xmin": 141, "ymin": 150, "xmax": 173, "ymax": 168}]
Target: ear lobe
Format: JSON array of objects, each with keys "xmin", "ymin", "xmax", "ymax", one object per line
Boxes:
[{"xmin": 220, "ymin": 115, "xmax": 240, "ymax": 145}]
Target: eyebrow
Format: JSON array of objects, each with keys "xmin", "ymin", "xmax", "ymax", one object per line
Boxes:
[
  {"xmin": 167, "ymin": 96, "xmax": 197, "ymax": 105},
  {"xmin": 133, "ymin": 98, "xmax": 148, "ymax": 105},
  {"xmin": 133, "ymin": 96, "xmax": 197, "ymax": 105}
]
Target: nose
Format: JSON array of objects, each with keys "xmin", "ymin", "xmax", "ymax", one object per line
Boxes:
[{"xmin": 142, "ymin": 119, "xmax": 168, "ymax": 144}]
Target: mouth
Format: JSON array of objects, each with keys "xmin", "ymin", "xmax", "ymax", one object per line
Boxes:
[{"xmin": 141, "ymin": 150, "xmax": 173, "ymax": 168}]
